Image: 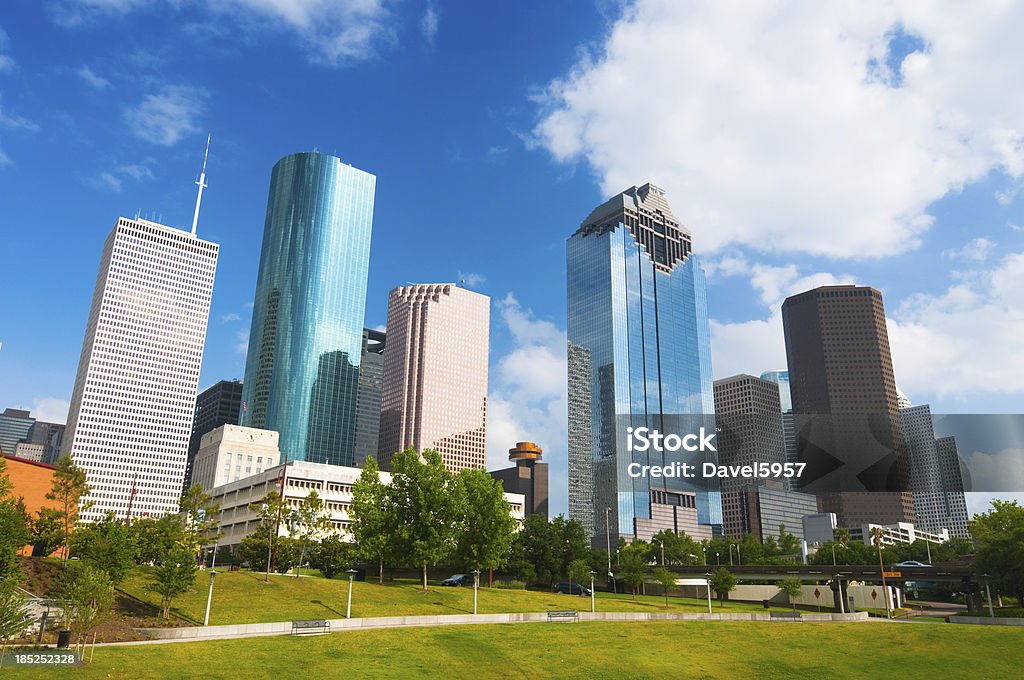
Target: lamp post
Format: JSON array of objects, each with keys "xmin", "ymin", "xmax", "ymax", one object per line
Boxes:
[
  {"xmin": 836, "ymin": 574, "xmax": 845, "ymax": 615},
  {"xmin": 590, "ymin": 571, "xmax": 596, "ymax": 613},
  {"xmin": 203, "ymin": 569, "xmax": 217, "ymax": 626},
  {"xmin": 983, "ymin": 573, "xmax": 995, "ymax": 618},
  {"xmin": 346, "ymin": 569, "xmax": 357, "ymax": 619},
  {"xmin": 473, "ymin": 569, "xmax": 480, "ymax": 615},
  {"xmin": 716, "ymin": 552, "xmax": 720, "ymax": 566},
  {"xmin": 704, "ymin": 573, "xmax": 713, "ymax": 614},
  {"xmin": 605, "ymin": 507, "xmax": 613, "ymax": 592},
  {"xmin": 737, "ymin": 543, "xmax": 741, "ymax": 566},
  {"xmin": 702, "ymin": 547, "xmax": 706, "ymax": 565},
  {"xmin": 831, "ymin": 543, "xmax": 845, "ymax": 566}
]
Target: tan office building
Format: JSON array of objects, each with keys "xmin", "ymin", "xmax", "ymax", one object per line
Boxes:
[{"xmin": 378, "ymin": 284, "xmax": 489, "ymax": 473}]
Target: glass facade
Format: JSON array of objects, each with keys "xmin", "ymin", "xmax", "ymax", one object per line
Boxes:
[
  {"xmin": 240, "ymin": 152, "xmax": 375, "ymax": 467},
  {"xmin": 567, "ymin": 184, "xmax": 719, "ymax": 544}
]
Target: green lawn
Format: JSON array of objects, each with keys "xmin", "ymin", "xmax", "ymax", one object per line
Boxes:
[
  {"xmin": 117, "ymin": 568, "xmax": 764, "ymax": 625},
  {"xmin": 6, "ymin": 620, "xmax": 1022, "ymax": 679}
]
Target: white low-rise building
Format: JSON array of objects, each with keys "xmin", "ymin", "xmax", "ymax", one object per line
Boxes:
[
  {"xmin": 849, "ymin": 521, "xmax": 949, "ymax": 547},
  {"xmin": 209, "ymin": 459, "xmax": 525, "ymax": 547},
  {"xmin": 192, "ymin": 425, "xmax": 280, "ymax": 493}
]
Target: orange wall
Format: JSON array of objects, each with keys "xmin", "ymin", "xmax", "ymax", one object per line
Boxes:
[{"xmin": 3, "ymin": 454, "xmax": 58, "ymax": 516}]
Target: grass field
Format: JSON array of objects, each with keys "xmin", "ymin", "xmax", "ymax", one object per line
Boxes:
[
  {"xmin": 6, "ymin": 620, "xmax": 1022, "ymax": 679},
  {"xmin": 116, "ymin": 569, "xmax": 764, "ymax": 625}
]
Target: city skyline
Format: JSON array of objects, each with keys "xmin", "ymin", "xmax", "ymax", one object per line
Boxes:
[{"xmin": 3, "ymin": 3, "xmax": 1024, "ymax": 517}]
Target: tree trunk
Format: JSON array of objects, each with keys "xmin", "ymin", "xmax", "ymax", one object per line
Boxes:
[
  {"xmin": 379, "ymin": 558, "xmax": 383, "ymax": 585},
  {"xmin": 296, "ymin": 545, "xmax": 304, "ymax": 578},
  {"xmin": 422, "ymin": 565, "xmax": 428, "ymax": 591}
]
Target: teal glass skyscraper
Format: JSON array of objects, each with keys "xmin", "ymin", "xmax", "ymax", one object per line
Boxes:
[
  {"xmin": 567, "ymin": 183, "xmax": 719, "ymax": 544},
  {"xmin": 240, "ymin": 152, "xmax": 375, "ymax": 466}
]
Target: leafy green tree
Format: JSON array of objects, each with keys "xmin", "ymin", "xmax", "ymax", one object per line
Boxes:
[
  {"xmin": 709, "ymin": 567, "xmax": 736, "ymax": 606},
  {"xmin": 237, "ymin": 523, "xmax": 297, "ymax": 574},
  {"xmin": 552, "ymin": 515, "xmax": 590, "ymax": 580},
  {"xmin": 312, "ymin": 535, "xmax": 355, "ymax": 579},
  {"xmin": 291, "ymin": 490, "xmax": 331, "ymax": 578},
  {"xmin": 71, "ymin": 511, "xmax": 138, "ymax": 584},
  {"xmin": 58, "ymin": 562, "xmax": 114, "ymax": 645},
  {"xmin": 147, "ymin": 546, "xmax": 197, "ymax": 619},
  {"xmin": 31, "ymin": 507, "xmax": 64, "ymax": 556},
  {"xmin": 179, "ymin": 483, "xmax": 222, "ymax": 559},
  {"xmin": 618, "ymin": 540, "xmax": 649, "ymax": 599},
  {"xmin": 870, "ymin": 526, "xmax": 892, "ymax": 618},
  {"xmin": 350, "ymin": 456, "xmax": 395, "ymax": 583},
  {"xmin": 46, "ymin": 455, "xmax": 92, "ymax": 566},
  {"xmin": 652, "ymin": 567, "xmax": 677, "ymax": 608},
  {"xmin": 132, "ymin": 516, "xmax": 184, "ymax": 565},
  {"xmin": 778, "ymin": 577, "xmax": 803, "ymax": 610},
  {"xmin": 970, "ymin": 500, "xmax": 1024, "ymax": 605},
  {"xmin": 509, "ymin": 514, "xmax": 588, "ymax": 587},
  {"xmin": 775, "ymin": 525, "xmax": 801, "ymax": 557},
  {"xmin": 649, "ymin": 529, "xmax": 703, "ymax": 566},
  {"xmin": 0, "ymin": 576, "xmax": 29, "ymax": 642},
  {"xmin": 808, "ymin": 539, "xmax": 874, "ymax": 566},
  {"xmin": 0, "ymin": 493, "xmax": 29, "ymax": 581},
  {"xmin": 248, "ymin": 491, "xmax": 294, "ymax": 581},
  {"xmin": 453, "ymin": 469, "xmax": 516, "ymax": 573},
  {"xmin": 568, "ymin": 558, "xmax": 592, "ymax": 589},
  {"xmin": 389, "ymin": 449, "xmax": 460, "ymax": 590}
]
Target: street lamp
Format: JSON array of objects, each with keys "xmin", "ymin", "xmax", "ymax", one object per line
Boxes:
[
  {"xmin": 203, "ymin": 569, "xmax": 217, "ymax": 626},
  {"xmin": 728, "ymin": 544, "xmax": 734, "ymax": 566},
  {"xmin": 346, "ymin": 569, "xmax": 357, "ymax": 619},
  {"xmin": 472, "ymin": 569, "xmax": 480, "ymax": 615},
  {"xmin": 983, "ymin": 573, "xmax": 995, "ymax": 618},
  {"xmin": 831, "ymin": 543, "xmax": 846, "ymax": 566},
  {"xmin": 590, "ymin": 571, "xmax": 596, "ymax": 613},
  {"xmin": 704, "ymin": 573, "xmax": 713, "ymax": 614},
  {"xmin": 737, "ymin": 544, "xmax": 741, "ymax": 566},
  {"xmin": 835, "ymin": 574, "xmax": 845, "ymax": 615},
  {"xmin": 702, "ymin": 547, "xmax": 706, "ymax": 565},
  {"xmin": 716, "ymin": 552, "xmax": 720, "ymax": 566}
]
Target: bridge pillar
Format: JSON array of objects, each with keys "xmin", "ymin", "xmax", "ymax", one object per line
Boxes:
[
  {"xmin": 963, "ymin": 576, "xmax": 983, "ymax": 612},
  {"xmin": 828, "ymin": 577, "xmax": 849, "ymax": 613}
]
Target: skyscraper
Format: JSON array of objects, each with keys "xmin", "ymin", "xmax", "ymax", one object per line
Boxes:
[
  {"xmin": 63, "ymin": 217, "xmax": 219, "ymax": 522},
  {"xmin": 900, "ymin": 404, "xmax": 970, "ymax": 539},
  {"xmin": 240, "ymin": 152, "xmax": 375, "ymax": 467},
  {"xmin": 377, "ymin": 284, "xmax": 489, "ymax": 473},
  {"xmin": 782, "ymin": 285, "xmax": 913, "ymax": 527},
  {"xmin": 353, "ymin": 328, "xmax": 386, "ymax": 464},
  {"xmin": 760, "ymin": 369, "xmax": 797, "ymax": 488},
  {"xmin": 567, "ymin": 183, "xmax": 718, "ymax": 544},
  {"xmin": 183, "ymin": 379, "xmax": 244, "ymax": 492},
  {"xmin": 490, "ymin": 441, "xmax": 549, "ymax": 518},
  {"xmin": 0, "ymin": 408, "xmax": 35, "ymax": 458}
]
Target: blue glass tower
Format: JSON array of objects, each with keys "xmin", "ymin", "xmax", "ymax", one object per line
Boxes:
[
  {"xmin": 567, "ymin": 183, "xmax": 719, "ymax": 543},
  {"xmin": 240, "ymin": 152, "xmax": 375, "ymax": 466}
]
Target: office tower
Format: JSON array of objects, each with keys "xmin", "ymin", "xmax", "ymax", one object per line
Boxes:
[
  {"xmin": 353, "ymin": 328, "xmax": 386, "ymax": 464},
  {"xmin": 240, "ymin": 152, "xmax": 375, "ymax": 467},
  {"xmin": 900, "ymin": 405, "xmax": 970, "ymax": 539},
  {"xmin": 377, "ymin": 284, "xmax": 489, "ymax": 473},
  {"xmin": 191, "ymin": 424, "xmax": 280, "ymax": 492},
  {"xmin": 0, "ymin": 408, "xmax": 35, "ymax": 457},
  {"xmin": 26, "ymin": 421, "xmax": 65, "ymax": 465},
  {"xmin": 782, "ymin": 285, "xmax": 913, "ymax": 526},
  {"xmin": 760, "ymin": 369, "xmax": 797, "ymax": 483},
  {"xmin": 567, "ymin": 183, "xmax": 718, "ymax": 545},
  {"xmin": 490, "ymin": 441, "xmax": 549, "ymax": 518},
  {"xmin": 63, "ymin": 217, "xmax": 218, "ymax": 522},
  {"xmin": 184, "ymin": 379, "xmax": 244, "ymax": 492}
]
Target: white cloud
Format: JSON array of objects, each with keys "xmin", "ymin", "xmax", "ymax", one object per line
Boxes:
[
  {"xmin": 961, "ymin": 449, "xmax": 1024, "ymax": 494},
  {"xmin": 235, "ymin": 329, "xmax": 250, "ymax": 355},
  {"xmin": 85, "ymin": 160, "xmax": 154, "ymax": 192},
  {"xmin": 457, "ymin": 271, "xmax": 485, "ymax": 289},
  {"xmin": 420, "ymin": 1, "xmax": 439, "ymax": 46},
  {"xmin": 31, "ymin": 397, "xmax": 70, "ymax": 424},
  {"xmin": 76, "ymin": 65, "xmax": 111, "ymax": 89},
  {"xmin": 942, "ymin": 237, "xmax": 995, "ymax": 262},
  {"xmin": 0, "ymin": 25, "xmax": 13, "ymax": 72},
  {"xmin": 534, "ymin": 1, "xmax": 1024, "ymax": 258},
  {"xmin": 124, "ymin": 85, "xmax": 205, "ymax": 146},
  {"xmin": 221, "ymin": 312, "xmax": 241, "ymax": 323},
  {"xmin": 372, "ymin": 323, "xmax": 386, "ymax": 333},
  {"xmin": 488, "ymin": 293, "xmax": 568, "ymax": 514},
  {"xmin": 0, "ymin": 97, "xmax": 39, "ymax": 132}
]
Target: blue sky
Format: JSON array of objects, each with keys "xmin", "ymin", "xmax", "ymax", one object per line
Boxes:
[{"xmin": 2, "ymin": 1, "xmax": 1023, "ymax": 516}]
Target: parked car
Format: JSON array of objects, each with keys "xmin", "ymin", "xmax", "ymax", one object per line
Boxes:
[
  {"xmin": 894, "ymin": 561, "xmax": 932, "ymax": 567},
  {"xmin": 441, "ymin": 574, "xmax": 472, "ymax": 586},
  {"xmin": 554, "ymin": 581, "xmax": 592, "ymax": 596}
]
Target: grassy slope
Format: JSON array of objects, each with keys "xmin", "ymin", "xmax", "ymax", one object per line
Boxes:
[
  {"xmin": 117, "ymin": 568, "xmax": 764, "ymax": 625},
  {"xmin": 7, "ymin": 620, "xmax": 1023, "ymax": 679}
]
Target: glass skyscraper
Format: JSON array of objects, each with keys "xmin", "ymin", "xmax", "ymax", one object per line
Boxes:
[
  {"xmin": 240, "ymin": 152, "xmax": 375, "ymax": 467},
  {"xmin": 567, "ymin": 183, "xmax": 719, "ymax": 544}
]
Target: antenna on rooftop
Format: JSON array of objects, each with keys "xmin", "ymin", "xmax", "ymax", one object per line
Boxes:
[{"xmin": 190, "ymin": 133, "xmax": 211, "ymax": 236}]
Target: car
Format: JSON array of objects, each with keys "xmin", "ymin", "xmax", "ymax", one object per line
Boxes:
[
  {"xmin": 554, "ymin": 581, "xmax": 592, "ymax": 596},
  {"xmin": 894, "ymin": 560, "xmax": 931, "ymax": 567},
  {"xmin": 441, "ymin": 574, "xmax": 472, "ymax": 586}
]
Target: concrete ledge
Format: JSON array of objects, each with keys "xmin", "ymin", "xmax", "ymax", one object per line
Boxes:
[
  {"xmin": 134, "ymin": 610, "xmax": 869, "ymax": 640},
  {"xmin": 949, "ymin": 616, "xmax": 1024, "ymax": 626}
]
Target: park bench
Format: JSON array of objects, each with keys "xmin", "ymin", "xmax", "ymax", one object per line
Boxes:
[
  {"xmin": 547, "ymin": 610, "xmax": 579, "ymax": 623},
  {"xmin": 769, "ymin": 611, "xmax": 802, "ymax": 621},
  {"xmin": 292, "ymin": 619, "xmax": 331, "ymax": 635}
]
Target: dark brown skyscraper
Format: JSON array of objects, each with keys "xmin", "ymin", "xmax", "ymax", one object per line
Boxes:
[{"xmin": 782, "ymin": 285, "xmax": 913, "ymax": 526}]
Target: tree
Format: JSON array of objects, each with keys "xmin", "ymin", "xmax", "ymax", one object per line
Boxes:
[
  {"xmin": 46, "ymin": 455, "xmax": 91, "ymax": 566},
  {"xmin": 147, "ymin": 546, "xmax": 197, "ymax": 619},
  {"xmin": 709, "ymin": 567, "xmax": 736, "ymax": 606},
  {"xmin": 652, "ymin": 567, "xmax": 677, "ymax": 608},
  {"xmin": 132, "ymin": 516, "xmax": 184, "ymax": 565},
  {"xmin": 835, "ymin": 528, "xmax": 851, "ymax": 546},
  {"xmin": 778, "ymin": 577, "xmax": 803, "ymax": 611},
  {"xmin": 970, "ymin": 500, "xmax": 1024, "ymax": 606},
  {"xmin": 291, "ymin": 490, "xmax": 331, "ymax": 578},
  {"xmin": 312, "ymin": 535, "xmax": 355, "ymax": 579},
  {"xmin": 31, "ymin": 507, "xmax": 64, "ymax": 557},
  {"xmin": 618, "ymin": 540, "xmax": 649, "ymax": 599},
  {"xmin": 350, "ymin": 457, "xmax": 395, "ymax": 584},
  {"xmin": 0, "ymin": 577, "xmax": 29, "ymax": 643},
  {"xmin": 248, "ymin": 491, "xmax": 294, "ymax": 581},
  {"xmin": 454, "ymin": 469, "xmax": 516, "ymax": 573},
  {"xmin": 179, "ymin": 483, "xmax": 222, "ymax": 560},
  {"xmin": 509, "ymin": 515, "xmax": 589, "ymax": 587},
  {"xmin": 649, "ymin": 529, "xmax": 702, "ymax": 566},
  {"xmin": 869, "ymin": 526, "xmax": 891, "ymax": 618},
  {"xmin": 58, "ymin": 563, "xmax": 114, "ymax": 647},
  {"xmin": 552, "ymin": 516, "xmax": 590, "ymax": 581},
  {"xmin": 568, "ymin": 558, "xmax": 592, "ymax": 590},
  {"xmin": 71, "ymin": 511, "xmax": 138, "ymax": 584},
  {"xmin": 0, "ymin": 458, "xmax": 30, "ymax": 580},
  {"xmin": 389, "ymin": 449, "xmax": 460, "ymax": 590},
  {"xmin": 237, "ymin": 524, "xmax": 297, "ymax": 574}
]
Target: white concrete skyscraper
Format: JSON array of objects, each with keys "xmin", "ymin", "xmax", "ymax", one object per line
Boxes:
[
  {"xmin": 377, "ymin": 284, "xmax": 489, "ymax": 473},
  {"xmin": 63, "ymin": 216, "xmax": 219, "ymax": 521}
]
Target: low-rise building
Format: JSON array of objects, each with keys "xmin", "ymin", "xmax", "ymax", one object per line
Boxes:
[
  {"xmin": 209, "ymin": 459, "xmax": 525, "ymax": 548},
  {"xmin": 848, "ymin": 521, "xmax": 949, "ymax": 547},
  {"xmin": 489, "ymin": 441, "xmax": 549, "ymax": 518}
]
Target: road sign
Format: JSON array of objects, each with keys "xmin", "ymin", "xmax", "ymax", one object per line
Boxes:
[
  {"xmin": 882, "ymin": 571, "xmax": 902, "ymax": 578},
  {"xmin": 814, "ymin": 588, "xmax": 821, "ymax": 599}
]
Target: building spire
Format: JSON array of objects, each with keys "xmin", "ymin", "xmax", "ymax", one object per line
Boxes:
[{"xmin": 190, "ymin": 133, "xmax": 211, "ymax": 236}]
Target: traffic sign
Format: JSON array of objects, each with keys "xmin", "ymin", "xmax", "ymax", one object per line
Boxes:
[{"xmin": 882, "ymin": 571, "xmax": 902, "ymax": 578}]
